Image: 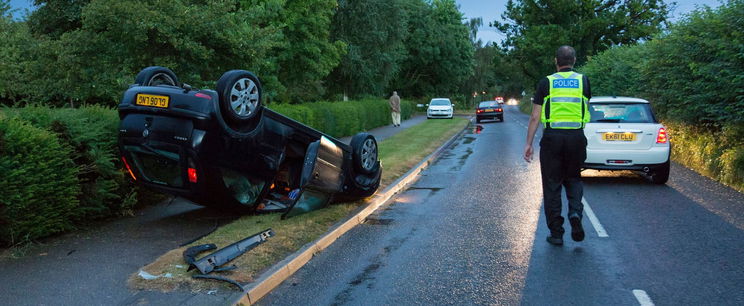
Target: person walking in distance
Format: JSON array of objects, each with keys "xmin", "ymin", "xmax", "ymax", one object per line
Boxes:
[
  {"xmin": 389, "ymin": 91, "xmax": 401, "ymax": 127},
  {"xmin": 523, "ymin": 45, "xmax": 591, "ymax": 246}
]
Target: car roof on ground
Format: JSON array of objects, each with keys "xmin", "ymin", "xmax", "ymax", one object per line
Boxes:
[{"xmin": 589, "ymin": 96, "xmax": 649, "ymax": 103}]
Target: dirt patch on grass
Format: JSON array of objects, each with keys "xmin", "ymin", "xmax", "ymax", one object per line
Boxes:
[{"xmin": 129, "ymin": 118, "xmax": 468, "ymax": 292}]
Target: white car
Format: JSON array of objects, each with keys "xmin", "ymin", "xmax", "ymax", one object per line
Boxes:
[
  {"xmin": 427, "ymin": 98, "xmax": 454, "ymax": 119},
  {"xmin": 583, "ymin": 96, "xmax": 671, "ymax": 184}
]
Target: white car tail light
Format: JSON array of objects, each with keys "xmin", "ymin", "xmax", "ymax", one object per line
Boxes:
[{"xmin": 656, "ymin": 127, "xmax": 668, "ymax": 144}]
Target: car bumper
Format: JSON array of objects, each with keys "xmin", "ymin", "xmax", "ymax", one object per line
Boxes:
[
  {"xmin": 428, "ymin": 113, "xmax": 453, "ymax": 118},
  {"xmin": 584, "ymin": 146, "xmax": 670, "ymax": 168},
  {"xmin": 477, "ymin": 113, "xmax": 502, "ymax": 119}
]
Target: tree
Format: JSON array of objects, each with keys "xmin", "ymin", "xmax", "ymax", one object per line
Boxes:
[
  {"xmin": 327, "ymin": 0, "xmax": 408, "ymax": 99},
  {"xmin": 0, "ymin": 2, "xmax": 35, "ymax": 104},
  {"xmin": 27, "ymin": 0, "xmax": 90, "ymax": 38},
  {"xmin": 393, "ymin": 0, "xmax": 474, "ymax": 98},
  {"xmin": 275, "ymin": 0, "xmax": 346, "ymax": 103},
  {"xmin": 493, "ymin": 0, "xmax": 672, "ymax": 89},
  {"xmin": 21, "ymin": 0, "xmax": 285, "ymax": 106}
]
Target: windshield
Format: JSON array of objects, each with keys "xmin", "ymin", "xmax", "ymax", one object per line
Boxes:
[
  {"xmin": 479, "ymin": 101, "xmax": 499, "ymax": 108},
  {"xmin": 430, "ymin": 99, "xmax": 451, "ymax": 106},
  {"xmin": 589, "ymin": 103, "xmax": 656, "ymax": 123}
]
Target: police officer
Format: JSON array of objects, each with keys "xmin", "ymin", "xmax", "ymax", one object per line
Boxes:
[{"xmin": 524, "ymin": 45, "xmax": 591, "ymax": 246}]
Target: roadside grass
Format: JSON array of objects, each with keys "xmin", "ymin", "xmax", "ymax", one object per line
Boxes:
[{"xmin": 128, "ymin": 117, "xmax": 469, "ymax": 292}]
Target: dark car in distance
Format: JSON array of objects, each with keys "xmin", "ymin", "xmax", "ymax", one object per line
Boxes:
[
  {"xmin": 118, "ymin": 66, "xmax": 381, "ymax": 218},
  {"xmin": 476, "ymin": 101, "xmax": 503, "ymax": 122}
]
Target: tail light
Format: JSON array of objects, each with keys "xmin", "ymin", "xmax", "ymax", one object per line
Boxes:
[
  {"xmin": 195, "ymin": 93, "xmax": 212, "ymax": 100},
  {"xmin": 497, "ymin": 108, "xmax": 502, "ymax": 112},
  {"xmin": 476, "ymin": 109, "xmax": 483, "ymax": 114},
  {"xmin": 656, "ymin": 127, "xmax": 668, "ymax": 144},
  {"xmin": 121, "ymin": 157, "xmax": 136, "ymax": 181},
  {"xmin": 188, "ymin": 168, "xmax": 198, "ymax": 183}
]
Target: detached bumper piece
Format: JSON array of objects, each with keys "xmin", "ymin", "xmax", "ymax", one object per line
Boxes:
[{"xmin": 183, "ymin": 228, "xmax": 274, "ymax": 289}]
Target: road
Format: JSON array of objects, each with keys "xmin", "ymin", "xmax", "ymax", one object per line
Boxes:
[{"xmin": 260, "ymin": 105, "xmax": 744, "ymax": 305}]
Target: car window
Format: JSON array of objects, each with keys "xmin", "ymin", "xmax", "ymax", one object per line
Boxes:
[
  {"xmin": 479, "ymin": 101, "xmax": 499, "ymax": 107},
  {"xmin": 589, "ymin": 103, "xmax": 656, "ymax": 123},
  {"xmin": 125, "ymin": 146, "xmax": 183, "ymax": 187},
  {"xmin": 430, "ymin": 99, "xmax": 451, "ymax": 106},
  {"xmin": 221, "ymin": 167, "xmax": 266, "ymax": 205}
]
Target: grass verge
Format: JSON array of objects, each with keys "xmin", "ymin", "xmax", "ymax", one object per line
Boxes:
[{"xmin": 128, "ymin": 117, "xmax": 469, "ymax": 292}]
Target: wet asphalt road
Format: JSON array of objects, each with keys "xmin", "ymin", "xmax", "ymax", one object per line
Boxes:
[{"xmin": 260, "ymin": 105, "xmax": 744, "ymax": 305}]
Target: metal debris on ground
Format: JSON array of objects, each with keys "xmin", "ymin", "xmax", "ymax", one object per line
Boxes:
[
  {"xmin": 138, "ymin": 270, "xmax": 173, "ymax": 280},
  {"xmin": 184, "ymin": 228, "xmax": 274, "ymax": 275}
]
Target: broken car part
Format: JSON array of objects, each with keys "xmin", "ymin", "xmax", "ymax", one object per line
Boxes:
[{"xmin": 185, "ymin": 228, "xmax": 274, "ymax": 275}]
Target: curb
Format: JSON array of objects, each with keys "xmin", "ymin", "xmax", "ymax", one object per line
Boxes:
[{"xmin": 232, "ymin": 119, "xmax": 471, "ymax": 305}]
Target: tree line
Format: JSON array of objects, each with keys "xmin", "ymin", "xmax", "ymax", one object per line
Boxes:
[{"xmin": 0, "ymin": 0, "xmax": 475, "ymax": 106}]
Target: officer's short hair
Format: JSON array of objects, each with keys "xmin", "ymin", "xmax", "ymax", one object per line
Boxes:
[{"xmin": 556, "ymin": 45, "xmax": 576, "ymax": 67}]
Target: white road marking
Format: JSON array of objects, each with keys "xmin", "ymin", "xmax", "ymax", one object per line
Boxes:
[
  {"xmin": 632, "ymin": 289, "xmax": 655, "ymax": 306},
  {"xmin": 582, "ymin": 197, "xmax": 609, "ymax": 237}
]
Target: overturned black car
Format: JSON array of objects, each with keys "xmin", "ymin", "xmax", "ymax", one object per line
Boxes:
[{"xmin": 118, "ymin": 67, "xmax": 381, "ymax": 218}]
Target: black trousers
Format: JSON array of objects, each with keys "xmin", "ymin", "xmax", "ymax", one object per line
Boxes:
[{"xmin": 539, "ymin": 129, "xmax": 587, "ymax": 237}]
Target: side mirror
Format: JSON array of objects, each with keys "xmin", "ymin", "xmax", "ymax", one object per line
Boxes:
[{"xmin": 425, "ymin": 104, "xmax": 429, "ymax": 107}]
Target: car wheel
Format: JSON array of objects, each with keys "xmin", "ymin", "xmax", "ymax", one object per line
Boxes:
[
  {"xmin": 350, "ymin": 133, "xmax": 380, "ymax": 174},
  {"xmin": 651, "ymin": 160, "xmax": 670, "ymax": 184},
  {"xmin": 216, "ymin": 70, "xmax": 262, "ymax": 124},
  {"xmin": 135, "ymin": 66, "xmax": 179, "ymax": 87},
  {"xmin": 499, "ymin": 115, "xmax": 504, "ymax": 122},
  {"xmin": 476, "ymin": 118, "xmax": 481, "ymax": 123}
]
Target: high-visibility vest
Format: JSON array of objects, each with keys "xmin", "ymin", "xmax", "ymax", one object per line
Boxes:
[{"xmin": 541, "ymin": 71, "xmax": 590, "ymax": 129}]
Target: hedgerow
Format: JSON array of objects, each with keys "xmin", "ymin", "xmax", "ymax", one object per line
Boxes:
[
  {"xmin": 0, "ymin": 116, "xmax": 80, "ymax": 244},
  {"xmin": 580, "ymin": 1, "xmax": 744, "ymax": 191},
  {"xmin": 269, "ymin": 99, "xmax": 414, "ymax": 138}
]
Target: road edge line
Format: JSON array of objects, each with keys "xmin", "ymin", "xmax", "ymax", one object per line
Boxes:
[
  {"xmin": 582, "ymin": 197, "xmax": 609, "ymax": 238},
  {"xmin": 632, "ymin": 289, "xmax": 655, "ymax": 306},
  {"xmin": 232, "ymin": 118, "xmax": 471, "ymax": 305}
]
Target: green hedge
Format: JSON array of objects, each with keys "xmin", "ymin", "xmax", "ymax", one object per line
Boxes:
[
  {"xmin": 0, "ymin": 116, "xmax": 80, "ymax": 244},
  {"xmin": 666, "ymin": 123, "xmax": 744, "ymax": 192},
  {"xmin": 268, "ymin": 99, "xmax": 414, "ymax": 138},
  {"xmin": 3, "ymin": 106, "xmax": 136, "ymax": 220},
  {"xmin": 579, "ymin": 1, "xmax": 744, "ymax": 191}
]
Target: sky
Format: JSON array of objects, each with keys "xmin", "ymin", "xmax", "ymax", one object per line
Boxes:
[
  {"xmin": 7, "ymin": 0, "xmax": 726, "ymax": 44},
  {"xmin": 455, "ymin": 0, "xmax": 724, "ymax": 44}
]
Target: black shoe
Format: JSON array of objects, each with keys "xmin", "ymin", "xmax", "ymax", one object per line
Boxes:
[
  {"xmin": 570, "ymin": 217, "xmax": 585, "ymax": 242},
  {"xmin": 546, "ymin": 235, "xmax": 563, "ymax": 246}
]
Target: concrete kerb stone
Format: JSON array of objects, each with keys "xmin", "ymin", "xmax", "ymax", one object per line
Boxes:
[{"xmin": 233, "ymin": 118, "xmax": 472, "ymax": 305}]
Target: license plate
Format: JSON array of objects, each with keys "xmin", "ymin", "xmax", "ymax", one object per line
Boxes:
[
  {"xmin": 603, "ymin": 132, "xmax": 636, "ymax": 141},
  {"xmin": 484, "ymin": 109, "xmax": 494, "ymax": 112},
  {"xmin": 136, "ymin": 94, "xmax": 169, "ymax": 108}
]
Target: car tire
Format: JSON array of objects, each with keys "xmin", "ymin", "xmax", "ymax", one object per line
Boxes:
[
  {"xmin": 651, "ymin": 160, "xmax": 670, "ymax": 184},
  {"xmin": 135, "ymin": 66, "xmax": 179, "ymax": 87},
  {"xmin": 350, "ymin": 133, "xmax": 380, "ymax": 174},
  {"xmin": 476, "ymin": 118, "xmax": 481, "ymax": 123},
  {"xmin": 216, "ymin": 70, "xmax": 263, "ymax": 125}
]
